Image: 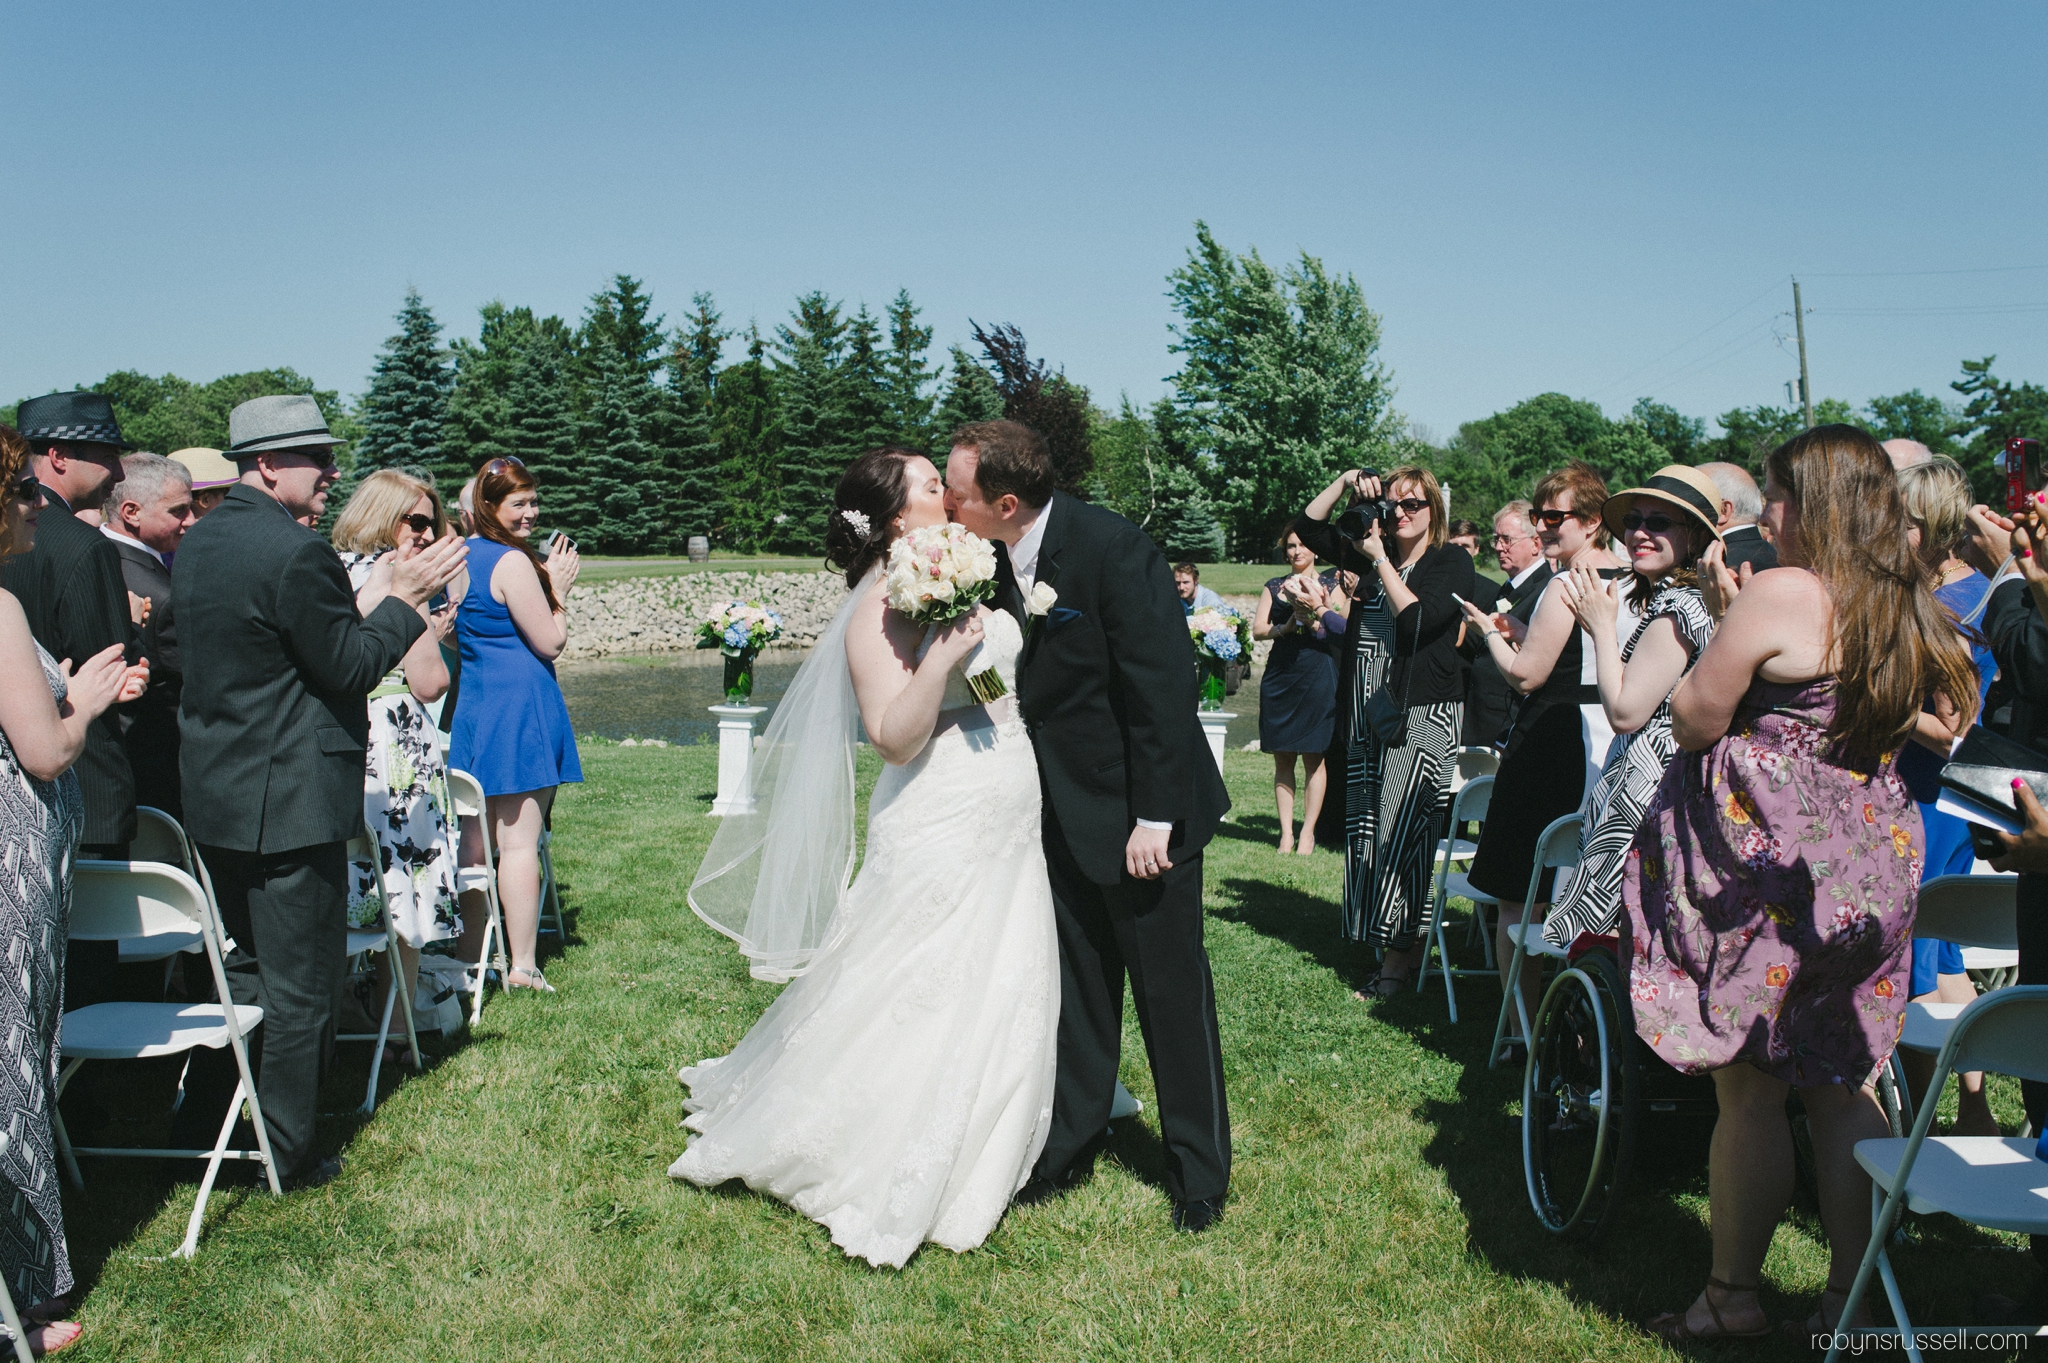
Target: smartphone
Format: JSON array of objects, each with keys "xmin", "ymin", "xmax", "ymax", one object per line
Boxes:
[{"xmin": 2006, "ymin": 437, "xmax": 2040, "ymax": 514}]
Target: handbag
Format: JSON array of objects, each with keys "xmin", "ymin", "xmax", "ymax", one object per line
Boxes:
[{"xmin": 1361, "ymin": 579, "xmax": 1422, "ymax": 748}]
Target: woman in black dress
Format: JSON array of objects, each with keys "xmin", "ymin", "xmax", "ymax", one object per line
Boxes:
[{"xmin": 1255, "ymin": 529, "xmax": 1347, "ymax": 854}]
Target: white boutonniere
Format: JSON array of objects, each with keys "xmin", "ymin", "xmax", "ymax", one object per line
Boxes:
[
  {"xmin": 1025, "ymin": 582, "xmax": 1058, "ymax": 634},
  {"xmin": 1494, "ymin": 598, "xmax": 1512, "ymax": 614}
]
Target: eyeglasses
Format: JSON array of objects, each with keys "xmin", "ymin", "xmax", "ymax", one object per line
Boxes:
[
  {"xmin": 397, "ymin": 514, "xmax": 438, "ymax": 535},
  {"xmin": 1620, "ymin": 511, "xmax": 1678, "ymax": 535},
  {"xmin": 482, "ymin": 457, "xmax": 526, "ymax": 477},
  {"xmin": 1390, "ymin": 498, "xmax": 1431, "ymax": 514},
  {"xmin": 1533, "ymin": 508, "xmax": 1588, "ymax": 529},
  {"xmin": 1491, "ymin": 531, "xmax": 1536, "ymax": 545},
  {"xmin": 9, "ymin": 473, "xmax": 36, "ymax": 502}
]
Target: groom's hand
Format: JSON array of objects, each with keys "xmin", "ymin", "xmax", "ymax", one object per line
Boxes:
[{"xmin": 1126, "ymin": 825, "xmax": 1174, "ymax": 881}]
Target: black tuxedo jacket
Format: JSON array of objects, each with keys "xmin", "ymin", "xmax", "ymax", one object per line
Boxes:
[
  {"xmin": 0, "ymin": 485, "xmax": 138, "ymax": 844},
  {"xmin": 111, "ymin": 536, "xmax": 184, "ymax": 817},
  {"xmin": 173, "ymin": 484, "xmax": 425, "ymax": 853},
  {"xmin": 1457, "ymin": 559, "xmax": 1554, "ymax": 747},
  {"xmin": 1719, "ymin": 523, "xmax": 1778, "ymax": 574},
  {"xmin": 999, "ymin": 493, "xmax": 1231, "ymax": 885}
]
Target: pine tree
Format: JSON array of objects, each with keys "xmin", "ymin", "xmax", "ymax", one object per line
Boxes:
[
  {"xmin": 664, "ymin": 293, "xmax": 727, "ymax": 547},
  {"xmin": 841, "ymin": 304, "xmax": 895, "ymax": 453},
  {"xmin": 882, "ymin": 289, "xmax": 937, "ymax": 450},
  {"xmin": 1148, "ymin": 464, "xmax": 1227, "ymax": 562},
  {"xmin": 933, "ymin": 345, "xmax": 1004, "ymax": 451},
  {"xmin": 577, "ymin": 275, "xmax": 665, "ymax": 387},
  {"xmin": 356, "ymin": 288, "xmax": 452, "ymax": 477},
  {"xmin": 771, "ymin": 293, "xmax": 851, "ymax": 553},
  {"xmin": 442, "ymin": 301, "xmax": 539, "ymax": 490},
  {"xmin": 713, "ymin": 326, "xmax": 780, "ymax": 550},
  {"xmin": 503, "ymin": 330, "xmax": 587, "ymax": 541},
  {"xmin": 577, "ymin": 346, "xmax": 663, "ymax": 552}
]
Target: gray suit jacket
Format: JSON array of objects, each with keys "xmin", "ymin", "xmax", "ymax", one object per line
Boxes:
[
  {"xmin": 173, "ymin": 484, "xmax": 425, "ymax": 853},
  {"xmin": 111, "ymin": 536, "xmax": 185, "ymax": 817}
]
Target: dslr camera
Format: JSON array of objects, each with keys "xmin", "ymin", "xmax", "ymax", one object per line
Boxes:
[{"xmin": 1334, "ymin": 468, "xmax": 1399, "ymax": 542}]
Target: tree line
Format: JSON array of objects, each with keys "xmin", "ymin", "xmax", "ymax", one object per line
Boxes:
[{"xmin": 10, "ymin": 221, "xmax": 2045, "ymax": 560}]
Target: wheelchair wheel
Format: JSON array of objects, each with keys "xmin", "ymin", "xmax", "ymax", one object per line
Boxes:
[{"xmin": 1523, "ymin": 950, "xmax": 1639, "ymax": 1242}]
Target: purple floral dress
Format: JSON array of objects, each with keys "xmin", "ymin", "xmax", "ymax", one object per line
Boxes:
[{"xmin": 1622, "ymin": 679, "xmax": 1920, "ymax": 1087}]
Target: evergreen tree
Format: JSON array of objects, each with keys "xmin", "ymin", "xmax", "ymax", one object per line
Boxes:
[
  {"xmin": 882, "ymin": 289, "xmax": 937, "ymax": 450},
  {"xmin": 576, "ymin": 345, "xmax": 662, "ymax": 552},
  {"xmin": 664, "ymin": 293, "xmax": 728, "ymax": 547},
  {"xmin": 972, "ymin": 321, "xmax": 1094, "ymax": 496},
  {"xmin": 1149, "ymin": 464, "xmax": 1227, "ymax": 562},
  {"xmin": 841, "ymin": 304, "xmax": 895, "ymax": 453},
  {"xmin": 771, "ymin": 293, "xmax": 851, "ymax": 553},
  {"xmin": 1951, "ymin": 356, "xmax": 2048, "ymax": 504},
  {"xmin": 442, "ymin": 301, "xmax": 543, "ymax": 490},
  {"xmin": 356, "ymin": 288, "xmax": 452, "ymax": 478},
  {"xmin": 933, "ymin": 345, "xmax": 1004, "ymax": 452},
  {"xmin": 1088, "ymin": 396, "xmax": 1223, "ymax": 559},
  {"xmin": 713, "ymin": 326, "xmax": 781, "ymax": 550},
  {"xmin": 503, "ymin": 330, "xmax": 587, "ymax": 540},
  {"xmin": 577, "ymin": 275, "xmax": 665, "ymax": 387}
]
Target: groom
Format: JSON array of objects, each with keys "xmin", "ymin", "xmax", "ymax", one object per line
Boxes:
[{"xmin": 944, "ymin": 419, "xmax": 1233, "ymax": 1233}]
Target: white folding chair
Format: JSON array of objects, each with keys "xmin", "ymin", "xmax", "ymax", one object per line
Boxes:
[
  {"xmin": 538, "ymin": 824, "xmax": 565, "ymax": 941},
  {"xmin": 1887, "ymin": 873, "xmax": 2019, "ymax": 1132},
  {"xmin": 334, "ymin": 826, "xmax": 423, "ymax": 1114},
  {"xmin": 0, "ymin": 1278, "xmax": 35, "ymax": 1363},
  {"xmin": 1487, "ymin": 814, "xmax": 1585, "ymax": 1069},
  {"xmin": 57, "ymin": 860, "xmax": 279, "ymax": 1258},
  {"xmin": 1416, "ymin": 775, "xmax": 1498, "ymax": 1022},
  {"xmin": 1826, "ymin": 986, "xmax": 2048, "ymax": 1363},
  {"xmin": 119, "ymin": 807, "xmax": 205, "ymax": 975},
  {"xmin": 448, "ymin": 768, "xmax": 511, "ymax": 1027}
]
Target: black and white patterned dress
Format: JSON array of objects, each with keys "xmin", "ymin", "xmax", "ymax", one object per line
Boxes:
[
  {"xmin": 1343, "ymin": 569, "xmax": 1464, "ymax": 950},
  {"xmin": 1543, "ymin": 583, "xmax": 1714, "ymax": 949},
  {"xmin": 0, "ymin": 641, "xmax": 79, "ymax": 1311}
]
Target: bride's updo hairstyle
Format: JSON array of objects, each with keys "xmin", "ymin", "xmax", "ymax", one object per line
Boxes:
[{"xmin": 825, "ymin": 446, "xmax": 924, "ymax": 588}]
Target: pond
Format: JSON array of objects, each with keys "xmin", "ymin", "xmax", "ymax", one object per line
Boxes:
[{"xmin": 557, "ymin": 650, "xmax": 1267, "ymax": 751}]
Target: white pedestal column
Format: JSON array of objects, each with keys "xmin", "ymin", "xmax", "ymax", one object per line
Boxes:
[
  {"xmin": 1196, "ymin": 711, "xmax": 1235, "ymax": 775},
  {"xmin": 708, "ymin": 704, "xmax": 769, "ymax": 816}
]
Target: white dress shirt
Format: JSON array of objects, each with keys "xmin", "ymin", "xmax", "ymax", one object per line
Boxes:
[{"xmin": 1008, "ymin": 501, "xmax": 1050, "ymax": 596}]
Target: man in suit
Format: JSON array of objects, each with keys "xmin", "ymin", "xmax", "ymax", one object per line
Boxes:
[
  {"xmin": 1698, "ymin": 462, "xmax": 1778, "ymax": 574},
  {"xmin": 3, "ymin": 392, "xmax": 141, "ymax": 854},
  {"xmin": 1458, "ymin": 499, "xmax": 1553, "ymax": 748},
  {"xmin": 171, "ymin": 395, "xmax": 465, "ymax": 1187},
  {"xmin": 104, "ymin": 452, "xmax": 197, "ymax": 819},
  {"xmin": 943, "ymin": 419, "xmax": 1234, "ymax": 1233}
]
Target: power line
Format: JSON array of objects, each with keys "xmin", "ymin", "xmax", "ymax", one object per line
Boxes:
[
  {"xmin": 1815, "ymin": 303, "xmax": 2048, "ymax": 316},
  {"xmin": 1800, "ymin": 264, "xmax": 2048, "ymax": 278},
  {"xmin": 1586, "ymin": 276, "xmax": 1786, "ymax": 399}
]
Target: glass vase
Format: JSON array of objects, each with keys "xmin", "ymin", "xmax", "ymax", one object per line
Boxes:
[
  {"xmin": 723, "ymin": 649, "xmax": 758, "ymax": 704},
  {"xmin": 1198, "ymin": 660, "xmax": 1227, "ymax": 711}
]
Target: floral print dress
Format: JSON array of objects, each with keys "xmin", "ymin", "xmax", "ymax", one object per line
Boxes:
[
  {"xmin": 341, "ymin": 553, "xmax": 461, "ymax": 948},
  {"xmin": 1622, "ymin": 679, "xmax": 1919, "ymax": 1087}
]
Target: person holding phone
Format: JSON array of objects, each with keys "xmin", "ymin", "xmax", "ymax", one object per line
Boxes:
[{"xmin": 449, "ymin": 456, "xmax": 582, "ymax": 994}]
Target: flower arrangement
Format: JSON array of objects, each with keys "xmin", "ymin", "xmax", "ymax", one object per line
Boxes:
[
  {"xmin": 884, "ymin": 523, "xmax": 1005, "ymax": 703},
  {"xmin": 697, "ymin": 601, "xmax": 784, "ymax": 702},
  {"xmin": 1188, "ymin": 605, "xmax": 1251, "ymax": 709}
]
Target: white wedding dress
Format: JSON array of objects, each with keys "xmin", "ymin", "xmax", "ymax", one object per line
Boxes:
[{"xmin": 668, "ymin": 608, "xmax": 1058, "ymax": 1268}]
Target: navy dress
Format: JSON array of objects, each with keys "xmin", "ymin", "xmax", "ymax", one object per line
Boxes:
[
  {"xmin": 1258, "ymin": 575, "xmax": 1339, "ymax": 754},
  {"xmin": 449, "ymin": 537, "xmax": 583, "ymax": 797}
]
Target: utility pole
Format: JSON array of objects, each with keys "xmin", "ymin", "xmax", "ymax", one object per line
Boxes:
[{"xmin": 1792, "ymin": 277, "xmax": 1813, "ymax": 428}]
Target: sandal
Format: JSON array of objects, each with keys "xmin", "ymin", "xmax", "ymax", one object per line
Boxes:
[
  {"xmin": 506, "ymin": 966, "xmax": 555, "ymax": 994},
  {"xmin": 379, "ymin": 1040, "xmax": 414, "ymax": 1068},
  {"xmin": 1782, "ymin": 1286, "xmax": 1868, "ymax": 1342},
  {"xmin": 1350, "ymin": 972, "xmax": 1406, "ymax": 1003},
  {"xmin": 1650, "ymin": 1276, "xmax": 1772, "ymax": 1343}
]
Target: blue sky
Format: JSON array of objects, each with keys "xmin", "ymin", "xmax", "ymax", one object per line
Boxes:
[{"xmin": 7, "ymin": 1, "xmax": 2045, "ymax": 438}]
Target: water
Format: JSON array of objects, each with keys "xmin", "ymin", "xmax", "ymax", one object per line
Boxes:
[{"xmin": 557, "ymin": 650, "xmax": 1266, "ymax": 749}]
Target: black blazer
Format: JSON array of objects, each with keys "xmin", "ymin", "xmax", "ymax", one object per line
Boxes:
[
  {"xmin": 1003, "ymin": 493, "xmax": 1231, "ymax": 885},
  {"xmin": 1982, "ymin": 577, "xmax": 2048, "ymax": 750},
  {"xmin": 0, "ymin": 485, "xmax": 138, "ymax": 844},
  {"xmin": 1457, "ymin": 559, "xmax": 1554, "ymax": 746},
  {"xmin": 173, "ymin": 484, "xmax": 426, "ymax": 853},
  {"xmin": 1292, "ymin": 515, "xmax": 1479, "ymax": 706},
  {"xmin": 111, "ymin": 537, "xmax": 184, "ymax": 818},
  {"xmin": 1720, "ymin": 524, "xmax": 1778, "ymax": 574}
]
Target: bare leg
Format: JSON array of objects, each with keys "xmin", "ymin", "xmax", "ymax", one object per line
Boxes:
[
  {"xmin": 373, "ymin": 940, "xmax": 422, "ymax": 1038},
  {"xmin": 489, "ymin": 788, "xmax": 555, "ymax": 977},
  {"xmin": 1272, "ymin": 753, "xmax": 1297, "ymax": 853},
  {"xmin": 1377, "ymin": 941, "xmax": 1423, "ymax": 986},
  {"xmin": 1298, "ymin": 753, "xmax": 1326, "ymax": 855},
  {"xmin": 1493, "ymin": 901, "xmax": 1542, "ymax": 1040},
  {"xmin": 1654, "ymin": 1064, "xmax": 1786, "ymax": 1337},
  {"xmin": 1801, "ymin": 1078, "xmax": 1892, "ymax": 1326},
  {"xmin": 1900, "ymin": 973, "xmax": 1996, "ymax": 1136},
  {"xmin": 454, "ymin": 813, "xmax": 490, "ymax": 966}
]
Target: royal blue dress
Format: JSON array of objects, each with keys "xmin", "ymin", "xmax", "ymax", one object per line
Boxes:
[{"xmin": 450, "ymin": 537, "xmax": 582, "ymax": 796}]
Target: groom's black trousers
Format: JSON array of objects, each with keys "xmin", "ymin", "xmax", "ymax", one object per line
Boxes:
[{"xmin": 1035, "ymin": 806, "xmax": 1231, "ymax": 1204}]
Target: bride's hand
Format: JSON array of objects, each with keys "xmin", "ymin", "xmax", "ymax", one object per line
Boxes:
[{"xmin": 926, "ymin": 606, "xmax": 989, "ymax": 668}]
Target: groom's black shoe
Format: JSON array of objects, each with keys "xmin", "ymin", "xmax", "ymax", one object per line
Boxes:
[
  {"xmin": 1015, "ymin": 1154, "xmax": 1096, "ymax": 1207},
  {"xmin": 1171, "ymin": 1195, "xmax": 1225, "ymax": 1234}
]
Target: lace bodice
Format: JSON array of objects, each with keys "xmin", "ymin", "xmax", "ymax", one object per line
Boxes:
[{"xmin": 920, "ymin": 610, "xmax": 1025, "ymax": 709}]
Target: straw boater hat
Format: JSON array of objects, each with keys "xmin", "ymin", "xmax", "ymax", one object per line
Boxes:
[
  {"xmin": 225, "ymin": 394, "xmax": 341, "ymax": 461},
  {"xmin": 1600, "ymin": 464, "xmax": 1724, "ymax": 544},
  {"xmin": 168, "ymin": 448, "xmax": 239, "ymax": 490}
]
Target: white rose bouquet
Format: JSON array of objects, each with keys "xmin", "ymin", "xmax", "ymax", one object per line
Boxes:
[{"xmin": 884, "ymin": 523, "xmax": 1006, "ymax": 703}]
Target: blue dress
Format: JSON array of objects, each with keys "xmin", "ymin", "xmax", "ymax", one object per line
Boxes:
[{"xmin": 449, "ymin": 537, "xmax": 583, "ymax": 796}]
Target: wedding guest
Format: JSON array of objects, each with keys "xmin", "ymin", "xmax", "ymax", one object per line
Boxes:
[
  {"xmin": 1173, "ymin": 562, "xmax": 1224, "ymax": 614},
  {"xmin": 171, "ymin": 395, "xmax": 465, "ymax": 1188},
  {"xmin": 330, "ymin": 471, "xmax": 463, "ymax": 1057},
  {"xmin": 1458, "ymin": 500, "xmax": 1552, "ymax": 748},
  {"xmin": 104, "ymin": 453, "xmax": 196, "ymax": 818},
  {"xmin": 1447, "ymin": 518, "xmax": 1483, "ymax": 560},
  {"xmin": 1, "ymin": 392, "xmax": 141, "ymax": 856},
  {"xmin": 1254, "ymin": 529, "xmax": 1345, "ymax": 855},
  {"xmin": 1698, "ymin": 462, "xmax": 1778, "ymax": 575},
  {"xmin": 1457, "ymin": 462, "xmax": 1624, "ymax": 1046},
  {"xmin": 1629, "ymin": 425, "xmax": 1977, "ymax": 1342},
  {"xmin": 169, "ymin": 447, "xmax": 238, "ymax": 520},
  {"xmin": 1297, "ymin": 466, "xmax": 1475, "ymax": 999},
  {"xmin": 1539, "ymin": 467, "xmax": 1717, "ymax": 948},
  {"xmin": 1883, "ymin": 438, "xmax": 1934, "ymax": 471},
  {"xmin": 449, "ymin": 457, "xmax": 581, "ymax": 995},
  {"xmin": 456, "ymin": 477, "xmax": 477, "ymax": 536},
  {"xmin": 0, "ymin": 423, "xmax": 146, "ymax": 1357},
  {"xmin": 1890, "ymin": 458, "xmax": 2000, "ymax": 1135}
]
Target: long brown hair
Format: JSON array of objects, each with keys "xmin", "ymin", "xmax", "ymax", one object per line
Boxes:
[
  {"xmin": 1768, "ymin": 424, "xmax": 1979, "ymax": 762},
  {"xmin": 0, "ymin": 425, "xmax": 29, "ymax": 557},
  {"xmin": 474, "ymin": 458, "xmax": 559, "ymax": 613}
]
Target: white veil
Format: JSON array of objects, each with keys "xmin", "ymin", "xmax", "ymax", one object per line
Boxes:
[{"xmin": 687, "ymin": 567, "xmax": 873, "ymax": 982}]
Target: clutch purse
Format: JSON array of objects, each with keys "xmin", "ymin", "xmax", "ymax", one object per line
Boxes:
[{"xmin": 1936, "ymin": 725, "xmax": 2048, "ymax": 829}]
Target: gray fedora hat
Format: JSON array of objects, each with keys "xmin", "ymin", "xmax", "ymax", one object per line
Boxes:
[{"xmin": 226, "ymin": 394, "xmax": 341, "ymax": 458}]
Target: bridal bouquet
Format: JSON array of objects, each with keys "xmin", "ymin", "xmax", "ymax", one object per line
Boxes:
[
  {"xmin": 697, "ymin": 600, "xmax": 785, "ymax": 656},
  {"xmin": 885, "ymin": 523, "xmax": 1006, "ymax": 703},
  {"xmin": 1188, "ymin": 605, "xmax": 1250, "ymax": 663}
]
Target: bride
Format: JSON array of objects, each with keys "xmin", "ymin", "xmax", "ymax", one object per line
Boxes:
[{"xmin": 669, "ymin": 446, "xmax": 1058, "ymax": 1268}]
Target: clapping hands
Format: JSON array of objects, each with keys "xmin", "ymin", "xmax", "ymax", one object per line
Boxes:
[
  {"xmin": 389, "ymin": 533, "xmax": 468, "ymax": 608},
  {"xmin": 63, "ymin": 644, "xmax": 147, "ymax": 723},
  {"xmin": 1698, "ymin": 539, "xmax": 1752, "ymax": 621},
  {"xmin": 1561, "ymin": 565, "xmax": 1619, "ymax": 634}
]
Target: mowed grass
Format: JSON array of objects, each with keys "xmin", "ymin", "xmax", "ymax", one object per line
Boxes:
[{"xmin": 58, "ymin": 746, "xmax": 2036, "ymax": 1360}]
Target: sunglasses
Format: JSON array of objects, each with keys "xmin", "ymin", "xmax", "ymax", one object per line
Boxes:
[
  {"xmin": 1620, "ymin": 511, "xmax": 1679, "ymax": 535},
  {"xmin": 1390, "ymin": 498, "xmax": 1431, "ymax": 514},
  {"xmin": 482, "ymin": 457, "xmax": 526, "ymax": 477},
  {"xmin": 397, "ymin": 513, "xmax": 438, "ymax": 535},
  {"xmin": 9, "ymin": 472, "xmax": 36, "ymax": 502},
  {"xmin": 1533, "ymin": 508, "xmax": 1589, "ymax": 529}
]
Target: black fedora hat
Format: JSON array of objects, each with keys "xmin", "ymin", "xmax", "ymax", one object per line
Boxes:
[{"xmin": 15, "ymin": 391, "xmax": 134, "ymax": 449}]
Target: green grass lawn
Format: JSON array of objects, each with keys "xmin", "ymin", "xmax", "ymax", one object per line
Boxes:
[
  {"xmin": 576, "ymin": 556, "xmax": 1506, "ymax": 596},
  {"xmin": 58, "ymin": 746, "xmax": 2034, "ymax": 1360}
]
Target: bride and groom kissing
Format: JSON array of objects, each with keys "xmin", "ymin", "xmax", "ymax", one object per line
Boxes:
[{"xmin": 670, "ymin": 419, "xmax": 1233, "ymax": 1267}]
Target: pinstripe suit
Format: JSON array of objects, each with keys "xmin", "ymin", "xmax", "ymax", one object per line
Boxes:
[{"xmin": 0, "ymin": 484, "xmax": 138, "ymax": 846}]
